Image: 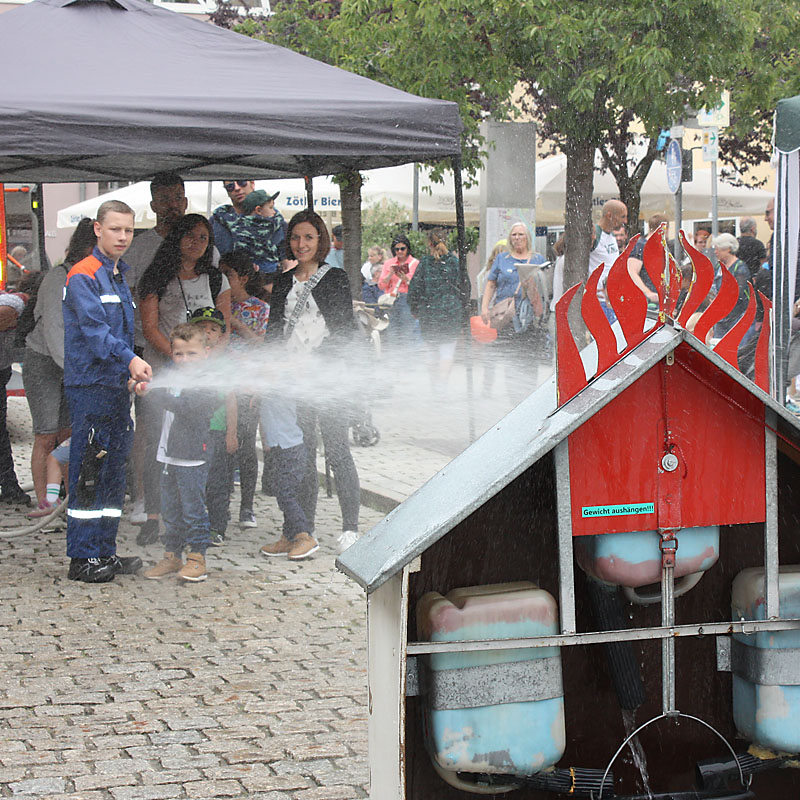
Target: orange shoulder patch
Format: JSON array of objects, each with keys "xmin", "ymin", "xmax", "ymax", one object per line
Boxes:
[{"xmin": 65, "ymin": 255, "xmax": 102, "ymax": 286}]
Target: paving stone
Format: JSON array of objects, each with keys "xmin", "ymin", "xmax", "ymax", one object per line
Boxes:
[
  {"xmin": 183, "ymin": 780, "xmax": 243, "ymax": 797},
  {"xmin": 9, "ymin": 776, "xmax": 66, "ymax": 795},
  {"xmin": 108, "ymin": 787, "xmax": 184, "ymax": 800},
  {"xmin": 73, "ymin": 773, "xmax": 139, "ymax": 792}
]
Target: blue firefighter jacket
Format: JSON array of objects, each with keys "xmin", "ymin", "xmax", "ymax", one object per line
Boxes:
[{"xmin": 63, "ymin": 246, "xmax": 136, "ymax": 388}]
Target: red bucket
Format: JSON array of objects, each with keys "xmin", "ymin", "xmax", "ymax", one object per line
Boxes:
[{"xmin": 470, "ymin": 315, "xmax": 497, "ymax": 344}]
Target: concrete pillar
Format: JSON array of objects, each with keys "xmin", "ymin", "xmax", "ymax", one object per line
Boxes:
[{"xmin": 479, "ymin": 120, "xmax": 538, "ymax": 268}]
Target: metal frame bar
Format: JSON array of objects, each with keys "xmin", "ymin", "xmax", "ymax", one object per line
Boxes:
[
  {"xmin": 451, "ymin": 153, "xmax": 476, "ymax": 443},
  {"xmin": 406, "ymin": 618, "xmax": 800, "ymax": 654},
  {"xmin": 764, "ymin": 408, "xmax": 780, "ymax": 618},
  {"xmin": 554, "ymin": 440, "xmax": 576, "ymax": 634},
  {"xmin": 661, "ymin": 554, "xmax": 676, "ymax": 714}
]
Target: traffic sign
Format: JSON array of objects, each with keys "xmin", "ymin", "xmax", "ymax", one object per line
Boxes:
[
  {"xmin": 702, "ymin": 127, "xmax": 719, "ymax": 162},
  {"xmin": 697, "ymin": 90, "xmax": 730, "ymax": 129},
  {"xmin": 666, "ymin": 140, "xmax": 682, "ymax": 194}
]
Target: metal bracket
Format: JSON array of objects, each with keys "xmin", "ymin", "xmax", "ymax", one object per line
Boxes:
[
  {"xmin": 716, "ymin": 636, "xmax": 732, "ymax": 672},
  {"xmin": 406, "ymin": 656, "xmax": 420, "ymax": 697}
]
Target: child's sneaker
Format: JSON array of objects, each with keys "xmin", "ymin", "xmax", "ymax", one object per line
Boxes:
[
  {"xmin": 136, "ymin": 519, "xmax": 160, "ymax": 546},
  {"xmin": 260, "ymin": 536, "xmax": 292, "ymax": 557},
  {"xmin": 129, "ymin": 498, "xmax": 147, "ymax": 525},
  {"xmin": 337, "ymin": 530, "xmax": 360, "ymax": 553},
  {"xmin": 144, "ymin": 552, "xmax": 183, "ymax": 580},
  {"xmin": 288, "ymin": 533, "xmax": 319, "ymax": 561},
  {"xmin": 178, "ymin": 553, "xmax": 207, "ymax": 582},
  {"xmin": 239, "ymin": 510, "xmax": 257, "ymax": 529},
  {"xmin": 27, "ymin": 500, "xmax": 58, "ymax": 519}
]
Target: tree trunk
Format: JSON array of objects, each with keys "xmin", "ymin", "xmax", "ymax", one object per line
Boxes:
[
  {"xmin": 338, "ymin": 171, "xmax": 363, "ymax": 299},
  {"xmin": 563, "ymin": 137, "xmax": 595, "ymax": 334}
]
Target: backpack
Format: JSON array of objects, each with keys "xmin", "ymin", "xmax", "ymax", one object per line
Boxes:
[
  {"xmin": 14, "ymin": 268, "xmax": 54, "ymax": 348},
  {"xmin": 13, "ymin": 296, "xmax": 37, "ymax": 348}
]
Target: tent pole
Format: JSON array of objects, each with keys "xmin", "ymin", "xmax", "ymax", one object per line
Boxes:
[
  {"xmin": 305, "ymin": 175, "xmax": 314, "ymax": 212},
  {"xmin": 452, "ymin": 153, "xmax": 476, "ymax": 443}
]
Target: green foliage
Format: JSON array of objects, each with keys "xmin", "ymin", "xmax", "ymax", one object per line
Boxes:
[
  {"xmin": 218, "ymin": 0, "xmax": 798, "ymax": 288},
  {"xmin": 360, "ymin": 202, "xmax": 477, "ymax": 261},
  {"xmin": 360, "ymin": 201, "xmax": 411, "ymax": 262}
]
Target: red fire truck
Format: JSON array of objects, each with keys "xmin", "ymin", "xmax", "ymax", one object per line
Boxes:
[{"xmin": 0, "ymin": 183, "xmax": 47, "ymax": 290}]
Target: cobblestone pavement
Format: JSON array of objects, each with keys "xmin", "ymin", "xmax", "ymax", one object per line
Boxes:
[
  {"xmin": 0, "ymin": 396, "xmax": 383, "ymax": 800},
  {"xmin": 0, "ymin": 352, "xmax": 553, "ymax": 799}
]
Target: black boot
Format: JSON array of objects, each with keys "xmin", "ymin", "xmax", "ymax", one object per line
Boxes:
[
  {"xmin": 67, "ymin": 558, "xmax": 116, "ymax": 583},
  {"xmin": 102, "ymin": 555, "xmax": 143, "ymax": 575}
]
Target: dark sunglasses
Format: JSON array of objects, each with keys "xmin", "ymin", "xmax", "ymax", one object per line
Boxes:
[
  {"xmin": 394, "ymin": 245, "xmax": 408, "ymax": 251},
  {"xmin": 223, "ymin": 180, "xmax": 250, "ymax": 191}
]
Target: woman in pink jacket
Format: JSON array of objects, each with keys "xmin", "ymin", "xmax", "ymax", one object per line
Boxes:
[{"xmin": 378, "ymin": 234, "xmax": 421, "ymax": 348}]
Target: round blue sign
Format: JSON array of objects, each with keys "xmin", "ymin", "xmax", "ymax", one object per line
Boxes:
[{"xmin": 666, "ymin": 140, "xmax": 682, "ymax": 194}]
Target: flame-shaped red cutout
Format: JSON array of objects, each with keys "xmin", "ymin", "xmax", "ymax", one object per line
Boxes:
[
  {"xmin": 665, "ymin": 251, "xmax": 682, "ymax": 319},
  {"xmin": 582, "ymin": 263, "xmax": 619, "ymax": 377},
  {"xmin": 755, "ymin": 292, "xmax": 772, "ymax": 393},
  {"xmin": 606, "ymin": 234, "xmax": 649, "ymax": 352},
  {"xmin": 643, "ymin": 223, "xmax": 667, "ymax": 312},
  {"xmin": 555, "ymin": 282, "xmax": 586, "ymax": 405},
  {"xmin": 677, "ymin": 231, "xmax": 715, "ymax": 327},
  {"xmin": 692, "ymin": 264, "xmax": 738, "ymax": 345},
  {"xmin": 714, "ymin": 284, "xmax": 756, "ymax": 369}
]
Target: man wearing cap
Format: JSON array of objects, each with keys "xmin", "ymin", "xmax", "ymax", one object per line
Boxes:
[
  {"xmin": 212, "ymin": 182, "xmax": 285, "ymax": 273},
  {"xmin": 211, "ymin": 180, "xmax": 255, "ymax": 255},
  {"xmin": 228, "ymin": 190, "xmax": 286, "ymax": 274}
]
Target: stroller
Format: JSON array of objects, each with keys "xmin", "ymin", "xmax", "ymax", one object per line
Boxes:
[
  {"xmin": 347, "ymin": 300, "xmax": 386, "ymax": 448},
  {"xmin": 515, "ymin": 260, "xmax": 555, "ymax": 361}
]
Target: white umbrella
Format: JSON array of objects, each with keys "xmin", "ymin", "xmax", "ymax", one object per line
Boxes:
[
  {"xmin": 56, "ymin": 165, "xmax": 479, "ymax": 228},
  {"xmin": 535, "ymin": 154, "xmax": 773, "ymax": 225}
]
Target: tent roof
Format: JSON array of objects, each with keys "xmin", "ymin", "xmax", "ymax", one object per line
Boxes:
[
  {"xmin": 776, "ymin": 95, "xmax": 800, "ymax": 155},
  {"xmin": 0, "ymin": 0, "xmax": 462, "ymax": 183},
  {"xmin": 336, "ymin": 326, "xmax": 800, "ymax": 593}
]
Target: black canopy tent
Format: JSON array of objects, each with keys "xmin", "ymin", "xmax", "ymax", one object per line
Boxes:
[
  {"xmin": 0, "ymin": 0, "xmax": 476, "ymax": 434},
  {"xmin": 0, "ymin": 0, "xmax": 462, "ymax": 182}
]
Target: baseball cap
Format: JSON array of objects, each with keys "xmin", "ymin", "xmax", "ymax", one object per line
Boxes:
[
  {"xmin": 242, "ymin": 190, "xmax": 280, "ymax": 215},
  {"xmin": 189, "ymin": 306, "xmax": 226, "ymax": 331}
]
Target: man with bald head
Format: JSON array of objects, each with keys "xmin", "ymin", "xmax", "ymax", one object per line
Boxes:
[
  {"xmin": 590, "ymin": 199, "xmax": 627, "ymax": 319},
  {"xmin": 737, "ymin": 216, "xmax": 767, "ymax": 279}
]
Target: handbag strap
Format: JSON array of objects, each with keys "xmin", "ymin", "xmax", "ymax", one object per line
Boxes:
[{"xmin": 285, "ymin": 263, "xmax": 333, "ymax": 338}]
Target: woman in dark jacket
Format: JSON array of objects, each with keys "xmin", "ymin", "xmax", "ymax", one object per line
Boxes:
[
  {"xmin": 408, "ymin": 228, "xmax": 469, "ymax": 390},
  {"xmin": 265, "ymin": 210, "xmax": 361, "ymax": 552}
]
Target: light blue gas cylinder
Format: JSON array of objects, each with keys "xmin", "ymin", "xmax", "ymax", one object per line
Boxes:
[
  {"xmin": 732, "ymin": 566, "xmax": 800, "ymax": 753},
  {"xmin": 576, "ymin": 525, "xmax": 719, "ymax": 588},
  {"xmin": 416, "ymin": 582, "xmax": 565, "ymax": 780}
]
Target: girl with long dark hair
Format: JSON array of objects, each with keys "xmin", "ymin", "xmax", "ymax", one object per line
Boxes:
[{"xmin": 139, "ymin": 214, "xmax": 230, "ymax": 369}]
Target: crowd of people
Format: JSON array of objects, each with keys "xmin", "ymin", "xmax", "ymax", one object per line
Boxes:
[
  {"xmin": 0, "ymin": 174, "xmax": 779, "ymax": 584},
  {"xmin": 1, "ymin": 175, "xmax": 382, "ymax": 584}
]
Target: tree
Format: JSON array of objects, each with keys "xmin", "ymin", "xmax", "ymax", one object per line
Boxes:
[
  {"xmin": 218, "ymin": 0, "xmax": 791, "ymax": 302},
  {"xmin": 323, "ymin": 0, "xmax": 769, "ymax": 292}
]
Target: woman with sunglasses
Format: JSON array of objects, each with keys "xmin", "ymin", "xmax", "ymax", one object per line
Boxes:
[{"xmin": 378, "ymin": 234, "xmax": 421, "ymax": 348}]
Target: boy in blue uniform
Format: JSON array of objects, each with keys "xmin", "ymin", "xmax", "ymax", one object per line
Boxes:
[{"xmin": 62, "ymin": 200, "xmax": 152, "ymax": 583}]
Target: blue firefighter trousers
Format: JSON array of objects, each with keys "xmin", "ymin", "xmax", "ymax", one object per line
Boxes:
[{"xmin": 66, "ymin": 385, "xmax": 133, "ymax": 559}]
